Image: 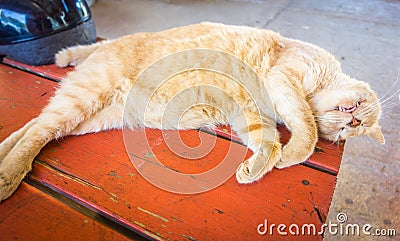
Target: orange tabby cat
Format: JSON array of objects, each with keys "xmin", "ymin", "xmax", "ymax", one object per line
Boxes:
[{"xmin": 0, "ymin": 22, "xmax": 384, "ymax": 201}]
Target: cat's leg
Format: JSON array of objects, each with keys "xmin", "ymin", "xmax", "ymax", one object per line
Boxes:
[
  {"xmin": 0, "ymin": 57, "xmax": 125, "ymax": 160},
  {"xmin": 0, "ymin": 80, "xmax": 112, "ymax": 201},
  {"xmin": 0, "ymin": 119, "xmax": 37, "ymax": 163},
  {"xmin": 264, "ymin": 69, "xmax": 318, "ymax": 169},
  {"xmin": 70, "ymin": 104, "xmax": 124, "ymax": 135},
  {"xmin": 55, "ymin": 40, "xmax": 112, "ymax": 67},
  {"xmin": 232, "ymin": 110, "xmax": 282, "ymax": 183}
]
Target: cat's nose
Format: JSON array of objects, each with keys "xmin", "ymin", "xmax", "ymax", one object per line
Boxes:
[{"xmin": 348, "ymin": 117, "xmax": 361, "ymax": 127}]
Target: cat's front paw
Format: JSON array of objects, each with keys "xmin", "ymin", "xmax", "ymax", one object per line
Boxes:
[
  {"xmin": 275, "ymin": 144, "xmax": 313, "ymax": 169},
  {"xmin": 236, "ymin": 141, "xmax": 281, "ymax": 184}
]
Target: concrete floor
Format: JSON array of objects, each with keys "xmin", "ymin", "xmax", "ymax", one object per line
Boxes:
[{"xmin": 90, "ymin": 0, "xmax": 399, "ymax": 240}]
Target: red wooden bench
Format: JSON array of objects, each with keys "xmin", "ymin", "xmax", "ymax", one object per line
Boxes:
[{"xmin": 0, "ymin": 58, "xmax": 344, "ymax": 240}]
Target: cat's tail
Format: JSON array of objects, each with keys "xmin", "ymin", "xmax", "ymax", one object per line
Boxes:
[{"xmin": 55, "ymin": 40, "xmax": 112, "ymax": 67}]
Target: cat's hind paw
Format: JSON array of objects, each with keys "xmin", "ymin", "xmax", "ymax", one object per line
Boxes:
[
  {"xmin": 55, "ymin": 48, "xmax": 76, "ymax": 68},
  {"xmin": 55, "ymin": 40, "xmax": 111, "ymax": 68},
  {"xmin": 274, "ymin": 159, "xmax": 296, "ymax": 169},
  {"xmin": 236, "ymin": 160, "xmax": 255, "ymax": 184},
  {"xmin": 0, "ymin": 173, "xmax": 19, "ymax": 202}
]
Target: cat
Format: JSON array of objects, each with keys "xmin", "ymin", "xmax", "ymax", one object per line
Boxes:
[{"xmin": 0, "ymin": 22, "xmax": 384, "ymax": 201}]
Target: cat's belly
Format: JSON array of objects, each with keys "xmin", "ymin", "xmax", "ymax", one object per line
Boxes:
[{"xmin": 125, "ymin": 70, "xmax": 271, "ymax": 130}]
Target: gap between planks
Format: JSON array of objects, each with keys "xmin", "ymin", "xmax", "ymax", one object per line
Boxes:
[{"xmin": 23, "ymin": 172, "xmax": 160, "ymax": 241}]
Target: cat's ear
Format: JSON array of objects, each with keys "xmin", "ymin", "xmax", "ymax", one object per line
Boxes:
[{"xmin": 367, "ymin": 124, "xmax": 385, "ymax": 144}]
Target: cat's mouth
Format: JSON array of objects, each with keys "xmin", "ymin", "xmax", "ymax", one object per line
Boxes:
[{"xmin": 334, "ymin": 101, "xmax": 362, "ymax": 127}]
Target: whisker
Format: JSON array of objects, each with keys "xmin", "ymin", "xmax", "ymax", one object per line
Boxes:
[
  {"xmin": 380, "ymin": 92, "xmax": 400, "ymax": 106},
  {"xmin": 333, "ymin": 128, "xmax": 344, "ymax": 143},
  {"xmin": 359, "ymin": 92, "xmax": 400, "ymax": 118},
  {"xmin": 358, "ymin": 73, "xmax": 400, "ymax": 117},
  {"xmin": 358, "ymin": 106, "xmax": 375, "ymax": 116},
  {"xmin": 358, "ymin": 101, "xmax": 382, "ymax": 116},
  {"xmin": 363, "ymin": 135, "xmax": 372, "ymax": 146},
  {"xmin": 324, "ymin": 139, "xmax": 341, "ymax": 147},
  {"xmin": 315, "ymin": 117, "xmax": 344, "ymax": 121},
  {"xmin": 317, "ymin": 121, "xmax": 343, "ymax": 124},
  {"xmin": 380, "ymin": 110, "xmax": 398, "ymax": 116},
  {"xmin": 377, "ymin": 69, "xmax": 400, "ymax": 102},
  {"xmin": 315, "ymin": 115, "xmax": 344, "ymax": 119},
  {"xmin": 315, "ymin": 118, "xmax": 344, "ymax": 120},
  {"xmin": 315, "ymin": 118, "xmax": 344, "ymax": 123},
  {"xmin": 382, "ymin": 102, "xmax": 400, "ymax": 109}
]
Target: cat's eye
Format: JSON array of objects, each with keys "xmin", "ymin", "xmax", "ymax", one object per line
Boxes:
[
  {"xmin": 333, "ymin": 101, "xmax": 362, "ymax": 112},
  {"xmin": 333, "ymin": 106, "xmax": 346, "ymax": 112}
]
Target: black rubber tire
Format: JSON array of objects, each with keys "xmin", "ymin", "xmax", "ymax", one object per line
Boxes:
[{"xmin": 0, "ymin": 18, "xmax": 97, "ymax": 66}]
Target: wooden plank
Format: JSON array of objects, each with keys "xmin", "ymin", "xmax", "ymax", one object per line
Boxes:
[
  {"xmin": 0, "ymin": 64, "xmax": 340, "ymax": 240},
  {"xmin": 0, "ymin": 65, "xmax": 161, "ymax": 240},
  {"xmin": 0, "ymin": 65, "xmax": 57, "ymax": 135},
  {"xmin": 30, "ymin": 157, "xmax": 332, "ymax": 240},
  {"xmin": 1, "ymin": 59, "xmax": 343, "ymax": 174},
  {"xmin": 0, "ymin": 182, "xmax": 131, "ymax": 241},
  {"xmin": 2, "ymin": 58, "xmax": 72, "ymax": 82}
]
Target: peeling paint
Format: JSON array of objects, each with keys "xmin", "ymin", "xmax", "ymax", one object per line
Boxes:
[
  {"xmin": 140, "ymin": 230, "xmax": 164, "ymax": 241},
  {"xmin": 155, "ymin": 232, "xmax": 166, "ymax": 239},
  {"xmin": 35, "ymin": 160, "xmax": 102, "ymax": 190},
  {"xmin": 314, "ymin": 146, "xmax": 325, "ymax": 153},
  {"xmin": 182, "ymin": 234, "xmax": 197, "ymax": 241},
  {"xmin": 137, "ymin": 206, "xmax": 169, "ymax": 223},
  {"xmin": 144, "ymin": 152, "xmax": 155, "ymax": 158},
  {"xmin": 214, "ymin": 208, "xmax": 224, "ymax": 214},
  {"xmin": 170, "ymin": 216, "xmax": 183, "ymax": 223},
  {"xmin": 133, "ymin": 221, "xmax": 146, "ymax": 228},
  {"xmin": 108, "ymin": 170, "xmax": 122, "ymax": 178}
]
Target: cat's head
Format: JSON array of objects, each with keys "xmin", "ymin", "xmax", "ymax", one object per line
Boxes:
[{"xmin": 310, "ymin": 74, "xmax": 385, "ymax": 144}]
